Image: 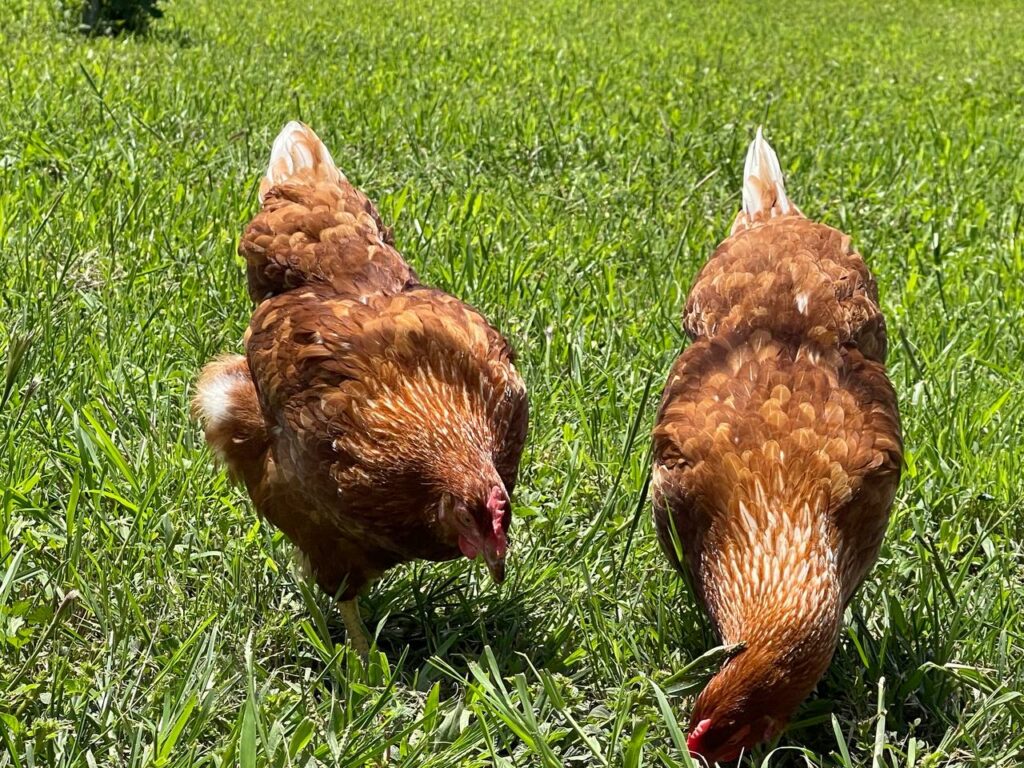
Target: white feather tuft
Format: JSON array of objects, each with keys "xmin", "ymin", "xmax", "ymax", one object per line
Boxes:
[
  {"xmin": 260, "ymin": 121, "xmax": 346, "ymax": 204},
  {"xmin": 196, "ymin": 371, "xmax": 246, "ymax": 428},
  {"xmin": 741, "ymin": 126, "xmax": 791, "ymax": 219}
]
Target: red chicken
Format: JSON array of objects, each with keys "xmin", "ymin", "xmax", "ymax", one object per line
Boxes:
[
  {"xmin": 194, "ymin": 122, "xmax": 528, "ymax": 653},
  {"xmin": 652, "ymin": 129, "xmax": 902, "ymax": 762}
]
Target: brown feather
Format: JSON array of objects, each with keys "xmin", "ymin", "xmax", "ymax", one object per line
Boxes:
[{"xmin": 653, "ymin": 138, "xmax": 901, "ymax": 761}]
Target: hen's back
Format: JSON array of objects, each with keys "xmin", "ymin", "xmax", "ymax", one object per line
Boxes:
[
  {"xmin": 685, "ymin": 218, "xmax": 887, "ymax": 362},
  {"xmin": 684, "ymin": 130, "xmax": 887, "ymax": 362},
  {"xmin": 240, "ymin": 122, "xmax": 417, "ymax": 303}
]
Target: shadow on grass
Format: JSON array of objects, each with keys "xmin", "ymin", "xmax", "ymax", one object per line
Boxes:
[{"xmin": 324, "ymin": 566, "xmax": 570, "ymax": 690}]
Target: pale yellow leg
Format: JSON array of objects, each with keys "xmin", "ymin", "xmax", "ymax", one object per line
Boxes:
[{"xmin": 338, "ymin": 597, "xmax": 370, "ymax": 656}]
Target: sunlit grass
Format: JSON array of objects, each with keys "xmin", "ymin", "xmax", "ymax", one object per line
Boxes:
[{"xmin": 1, "ymin": 0, "xmax": 1023, "ymax": 765}]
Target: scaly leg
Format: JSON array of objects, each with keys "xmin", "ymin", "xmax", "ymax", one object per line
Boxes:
[{"xmin": 338, "ymin": 597, "xmax": 370, "ymax": 656}]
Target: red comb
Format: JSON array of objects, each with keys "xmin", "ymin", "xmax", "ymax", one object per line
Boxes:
[
  {"xmin": 687, "ymin": 718, "xmax": 712, "ymax": 754},
  {"xmin": 486, "ymin": 486, "xmax": 507, "ymax": 531}
]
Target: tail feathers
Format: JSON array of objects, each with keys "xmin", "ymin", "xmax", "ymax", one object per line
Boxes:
[
  {"xmin": 192, "ymin": 355, "xmax": 269, "ymax": 482},
  {"xmin": 259, "ymin": 121, "xmax": 346, "ymax": 204},
  {"xmin": 731, "ymin": 127, "xmax": 803, "ymax": 235}
]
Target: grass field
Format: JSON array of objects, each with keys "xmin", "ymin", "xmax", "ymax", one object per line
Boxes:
[{"xmin": 2, "ymin": 0, "xmax": 1024, "ymax": 765}]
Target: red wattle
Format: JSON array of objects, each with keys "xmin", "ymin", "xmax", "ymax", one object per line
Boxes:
[{"xmin": 458, "ymin": 535, "xmax": 479, "ymax": 559}]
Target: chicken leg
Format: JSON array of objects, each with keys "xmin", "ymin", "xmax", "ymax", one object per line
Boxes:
[{"xmin": 338, "ymin": 598, "xmax": 370, "ymax": 656}]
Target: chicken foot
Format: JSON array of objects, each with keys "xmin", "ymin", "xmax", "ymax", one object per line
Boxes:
[{"xmin": 338, "ymin": 598, "xmax": 370, "ymax": 656}]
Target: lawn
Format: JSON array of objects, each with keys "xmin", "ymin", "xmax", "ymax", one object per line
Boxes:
[{"xmin": 2, "ymin": 0, "xmax": 1023, "ymax": 765}]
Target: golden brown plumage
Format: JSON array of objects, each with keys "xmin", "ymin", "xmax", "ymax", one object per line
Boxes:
[
  {"xmin": 194, "ymin": 123, "xmax": 528, "ymax": 651},
  {"xmin": 652, "ymin": 129, "xmax": 902, "ymax": 762}
]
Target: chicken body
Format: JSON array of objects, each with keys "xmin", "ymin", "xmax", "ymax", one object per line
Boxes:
[
  {"xmin": 195, "ymin": 123, "xmax": 527, "ymax": 650},
  {"xmin": 652, "ymin": 131, "xmax": 901, "ymax": 762}
]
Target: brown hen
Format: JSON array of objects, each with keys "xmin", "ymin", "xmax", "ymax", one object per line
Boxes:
[
  {"xmin": 652, "ymin": 129, "xmax": 902, "ymax": 763},
  {"xmin": 194, "ymin": 123, "xmax": 528, "ymax": 653}
]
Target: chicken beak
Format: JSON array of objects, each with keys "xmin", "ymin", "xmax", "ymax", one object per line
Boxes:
[
  {"xmin": 483, "ymin": 548, "xmax": 505, "ymax": 584},
  {"xmin": 483, "ymin": 536, "xmax": 507, "ymax": 584}
]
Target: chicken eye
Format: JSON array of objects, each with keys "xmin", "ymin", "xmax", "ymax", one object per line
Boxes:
[{"xmin": 457, "ymin": 509, "xmax": 474, "ymax": 528}]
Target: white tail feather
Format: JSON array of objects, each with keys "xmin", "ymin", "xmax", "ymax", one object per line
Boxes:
[
  {"xmin": 742, "ymin": 126, "xmax": 790, "ymax": 217},
  {"xmin": 259, "ymin": 121, "xmax": 346, "ymax": 204},
  {"xmin": 732, "ymin": 127, "xmax": 801, "ymax": 235}
]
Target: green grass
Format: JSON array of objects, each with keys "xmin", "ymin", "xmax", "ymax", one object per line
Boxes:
[{"xmin": 2, "ymin": 0, "xmax": 1023, "ymax": 765}]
